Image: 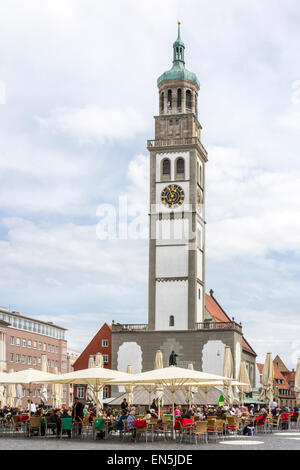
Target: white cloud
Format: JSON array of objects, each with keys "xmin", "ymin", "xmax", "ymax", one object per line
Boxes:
[
  {"xmin": 206, "ymin": 146, "xmax": 300, "ymax": 261},
  {"xmin": 278, "ymin": 111, "xmax": 300, "ymax": 131},
  {"xmin": 37, "ymin": 106, "xmax": 148, "ymax": 143}
]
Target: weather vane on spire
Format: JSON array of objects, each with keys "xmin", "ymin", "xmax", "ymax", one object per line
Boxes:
[{"xmin": 177, "ymin": 20, "xmax": 181, "ymax": 38}]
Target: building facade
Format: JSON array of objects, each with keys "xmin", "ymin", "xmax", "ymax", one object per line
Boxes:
[
  {"xmin": 148, "ymin": 23, "xmax": 207, "ymax": 331},
  {"xmin": 0, "ymin": 306, "xmax": 68, "ymax": 408}
]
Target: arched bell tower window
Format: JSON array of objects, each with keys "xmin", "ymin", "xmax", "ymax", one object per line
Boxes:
[
  {"xmin": 161, "ymin": 158, "xmax": 171, "ymax": 181},
  {"xmin": 167, "ymin": 90, "xmax": 172, "ymax": 111},
  {"xmin": 186, "ymin": 90, "xmax": 192, "ymax": 110},
  {"xmin": 169, "ymin": 315, "xmax": 175, "ymax": 327},
  {"xmin": 163, "ymin": 159, "xmax": 170, "ymax": 175},
  {"xmin": 160, "ymin": 92, "xmax": 164, "ymax": 113},
  {"xmin": 174, "ymin": 158, "xmax": 185, "ymax": 181},
  {"xmin": 177, "ymin": 89, "xmax": 182, "ymax": 111}
]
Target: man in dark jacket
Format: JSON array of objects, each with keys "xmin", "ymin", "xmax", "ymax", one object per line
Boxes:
[{"xmin": 72, "ymin": 397, "xmax": 84, "ymax": 435}]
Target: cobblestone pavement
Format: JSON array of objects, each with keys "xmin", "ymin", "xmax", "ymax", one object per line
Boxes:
[{"xmin": 0, "ymin": 431, "xmax": 300, "ymax": 450}]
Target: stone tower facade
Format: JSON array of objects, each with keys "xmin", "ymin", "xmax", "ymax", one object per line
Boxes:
[{"xmin": 147, "ymin": 23, "xmax": 208, "ymax": 331}]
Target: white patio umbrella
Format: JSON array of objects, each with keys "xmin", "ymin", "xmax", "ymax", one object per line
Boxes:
[
  {"xmin": 237, "ymin": 361, "xmax": 252, "ymax": 406},
  {"xmin": 16, "ymin": 384, "xmax": 23, "ymax": 409},
  {"xmin": 94, "ymin": 353, "xmax": 104, "ymax": 414},
  {"xmin": 125, "ymin": 365, "xmax": 134, "ymax": 407},
  {"xmin": 0, "ymin": 364, "xmax": 5, "ymax": 407},
  {"xmin": 6, "ymin": 369, "xmax": 16, "ymax": 408},
  {"xmin": 0, "ymin": 368, "xmax": 55, "ymax": 409},
  {"xmin": 185, "ymin": 364, "xmax": 198, "ymax": 408},
  {"xmin": 86, "ymin": 355, "xmax": 95, "ymax": 403},
  {"xmin": 36, "ymin": 367, "xmax": 134, "ymax": 417},
  {"xmin": 154, "ymin": 351, "xmax": 164, "ymax": 418},
  {"xmin": 223, "ymin": 347, "xmax": 234, "ymax": 405},
  {"xmin": 259, "ymin": 353, "xmax": 274, "ymax": 409},
  {"xmin": 52, "ymin": 367, "xmax": 63, "ymax": 409},
  {"xmin": 294, "ymin": 358, "xmax": 300, "ymax": 406},
  {"xmin": 40, "ymin": 354, "xmax": 48, "ymax": 404},
  {"xmin": 113, "ymin": 365, "xmax": 235, "ymax": 440}
]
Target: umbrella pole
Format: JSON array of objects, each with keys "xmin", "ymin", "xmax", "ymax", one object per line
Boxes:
[{"xmin": 172, "ymin": 390, "xmax": 175, "ymax": 441}]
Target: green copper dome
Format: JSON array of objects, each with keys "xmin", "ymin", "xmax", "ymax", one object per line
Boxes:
[{"xmin": 157, "ymin": 23, "xmax": 200, "ymax": 88}]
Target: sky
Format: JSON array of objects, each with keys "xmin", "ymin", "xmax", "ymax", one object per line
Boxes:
[{"xmin": 0, "ymin": 0, "xmax": 299, "ymax": 369}]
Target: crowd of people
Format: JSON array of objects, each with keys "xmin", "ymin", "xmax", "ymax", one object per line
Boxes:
[
  {"xmin": 1, "ymin": 396, "xmax": 299, "ymax": 440},
  {"xmin": 0, "ymin": 396, "xmax": 98, "ymax": 438}
]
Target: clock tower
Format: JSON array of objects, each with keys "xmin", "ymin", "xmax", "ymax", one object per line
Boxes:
[{"xmin": 147, "ymin": 22, "xmax": 208, "ymax": 331}]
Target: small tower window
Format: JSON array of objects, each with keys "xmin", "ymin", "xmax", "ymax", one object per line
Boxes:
[
  {"xmin": 160, "ymin": 92, "xmax": 164, "ymax": 113},
  {"xmin": 168, "ymin": 90, "xmax": 172, "ymax": 110},
  {"xmin": 177, "ymin": 89, "xmax": 182, "ymax": 110},
  {"xmin": 169, "ymin": 315, "xmax": 175, "ymax": 327},
  {"xmin": 186, "ymin": 90, "xmax": 192, "ymax": 110},
  {"xmin": 162, "ymin": 158, "xmax": 171, "ymax": 175},
  {"xmin": 176, "ymin": 158, "xmax": 185, "ymax": 174}
]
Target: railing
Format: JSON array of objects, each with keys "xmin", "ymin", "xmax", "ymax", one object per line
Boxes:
[
  {"xmin": 112, "ymin": 321, "xmax": 242, "ymax": 333},
  {"xmin": 147, "ymin": 138, "xmax": 207, "ymax": 157},
  {"xmin": 111, "ymin": 323, "xmax": 148, "ymax": 332},
  {"xmin": 195, "ymin": 321, "xmax": 242, "ymax": 333}
]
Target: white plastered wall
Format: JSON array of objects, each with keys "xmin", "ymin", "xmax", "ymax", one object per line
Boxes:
[{"xmin": 155, "ymin": 280, "xmax": 188, "ymax": 330}]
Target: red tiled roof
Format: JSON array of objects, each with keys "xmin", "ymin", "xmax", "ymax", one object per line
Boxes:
[
  {"xmin": 205, "ymin": 293, "xmax": 256, "ymax": 356},
  {"xmin": 205, "ymin": 294, "xmax": 230, "ymax": 323},
  {"xmin": 257, "ymin": 363, "xmax": 290, "ymax": 390}
]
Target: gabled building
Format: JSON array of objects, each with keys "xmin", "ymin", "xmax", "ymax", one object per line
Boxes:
[
  {"xmin": 257, "ymin": 357, "xmax": 296, "ymax": 408},
  {"xmin": 72, "ymin": 323, "xmax": 112, "ymax": 400}
]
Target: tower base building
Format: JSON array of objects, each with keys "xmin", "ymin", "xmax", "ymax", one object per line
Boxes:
[{"xmin": 112, "ymin": 25, "xmax": 257, "ymax": 387}]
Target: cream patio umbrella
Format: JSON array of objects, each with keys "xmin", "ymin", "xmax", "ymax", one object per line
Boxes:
[
  {"xmin": 0, "ymin": 364, "xmax": 5, "ymax": 407},
  {"xmin": 94, "ymin": 353, "xmax": 104, "ymax": 414},
  {"xmin": 294, "ymin": 358, "xmax": 300, "ymax": 406},
  {"xmin": 16, "ymin": 384, "xmax": 23, "ymax": 409},
  {"xmin": 40, "ymin": 354, "xmax": 48, "ymax": 404},
  {"xmin": 185, "ymin": 364, "xmax": 198, "ymax": 408},
  {"xmin": 259, "ymin": 353, "xmax": 274, "ymax": 410},
  {"xmin": 237, "ymin": 361, "xmax": 252, "ymax": 406},
  {"xmin": 36, "ymin": 367, "xmax": 134, "ymax": 417},
  {"xmin": 52, "ymin": 367, "xmax": 63, "ymax": 409},
  {"xmin": 113, "ymin": 365, "xmax": 236, "ymax": 440},
  {"xmin": 154, "ymin": 350, "xmax": 164, "ymax": 418},
  {"xmin": 125, "ymin": 365, "xmax": 134, "ymax": 407},
  {"xmin": 6, "ymin": 369, "xmax": 16, "ymax": 408},
  {"xmin": 222, "ymin": 347, "xmax": 235, "ymax": 405},
  {"xmin": 86, "ymin": 355, "xmax": 95, "ymax": 403},
  {"xmin": 0, "ymin": 368, "xmax": 55, "ymax": 410}
]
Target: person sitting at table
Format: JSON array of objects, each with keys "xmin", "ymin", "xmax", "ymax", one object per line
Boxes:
[
  {"xmin": 48, "ymin": 409, "xmax": 62, "ymax": 437},
  {"xmin": 61, "ymin": 408, "xmax": 72, "ymax": 438},
  {"xmin": 181, "ymin": 408, "xmax": 194, "ymax": 419},
  {"xmin": 150, "ymin": 409, "xmax": 158, "ymax": 419},
  {"xmin": 235, "ymin": 405, "xmax": 242, "ymax": 418},
  {"xmin": 207, "ymin": 407, "xmax": 216, "ymax": 417},
  {"xmin": 291, "ymin": 407, "xmax": 299, "ymax": 422},
  {"xmin": 116, "ymin": 410, "xmax": 128, "ymax": 431},
  {"xmin": 174, "ymin": 404, "xmax": 181, "ymax": 417},
  {"xmin": 126, "ymin": 409, "xmax": 137, "ymax": 441},
  {"xmin": 144, "ymin": 410, "xmax": 152, "ymax": 423}
]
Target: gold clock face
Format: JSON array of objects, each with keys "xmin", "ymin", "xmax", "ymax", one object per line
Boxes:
[{"xmin": 161, "ymin": 184, "xmax": 185, "ymax": 209}]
